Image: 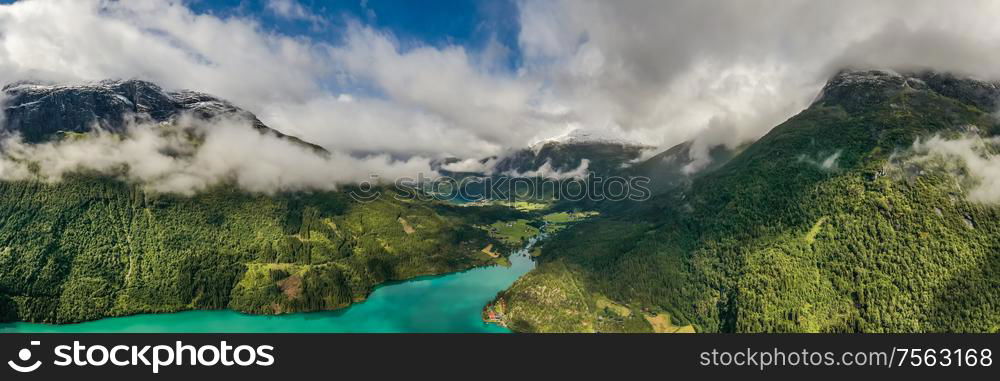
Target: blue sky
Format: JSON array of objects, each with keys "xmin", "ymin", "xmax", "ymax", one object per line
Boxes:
[{"xmin": 186, "ymin": 0, "xmax": 522, "ymax": 69}]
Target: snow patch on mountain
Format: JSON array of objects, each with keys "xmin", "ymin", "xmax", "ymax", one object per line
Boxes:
[{"xmin": 529, "ymin": 127, "xmax": 647, "ymax": 153}]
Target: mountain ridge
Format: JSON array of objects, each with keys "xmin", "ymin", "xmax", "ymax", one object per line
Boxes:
[
  {"xmin": 491, "ymin": 69, "xmax": 1000, "ymax": 333},
  {"xmin": 1, "ymin": 79, "xmax": 326, "ymax": 152}
]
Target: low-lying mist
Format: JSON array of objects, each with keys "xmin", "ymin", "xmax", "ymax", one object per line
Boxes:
[
  {"xmin": 907, "ymin": 134, "xmax": 1000, "ymax": 204},
  {"xmin": 0, "ymin": 114, "xmax": 437, "ymax": 195}
]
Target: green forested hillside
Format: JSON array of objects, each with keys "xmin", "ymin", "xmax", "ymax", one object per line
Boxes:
[
  {"xmin": 496, "ymin": 71, "xmax": 1000, "ymax": 333},
  {"xmin": 0, "ymin": 175, "xmax": 516, "ymax": 323}
]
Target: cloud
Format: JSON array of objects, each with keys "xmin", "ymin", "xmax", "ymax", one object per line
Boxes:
[
  {"xmin": 516, "ymin": 0, "xmax": 1000, "ymax": 166},
  {"xmin": 3, "ymin": 0, "xmax": 1000, "ymax": 181},
  {"xmin": 325, "ymin": 24, "xmax": 566, "ymax": 154},
  {"xmin": 441, "ymin": 157, "xmax": 497, "ymax": 173},
  {"xmin": 0, "ymin": 0, "xmax": 526, "ymax": 161},
  {"xmin": 0, "ymin": 0, "xmax": 329, "ymax": 108},
  {"xmin": 501, "ymin": 159, "xmax": 590, "ymax": 180},
  {"xmin": 0, "ymin": 114, "xmax": 437, "ymax": 195},
  {"xmin": 265, "ymin": 0, "xmax": 325, "ymax": 25},
  {"xmin": 910, "ymin": 135, "xmax": 1000, "ymax": 204},
  {"xmin": 797, "ymin": 150, "xmax": 843, "ymax": 172}
]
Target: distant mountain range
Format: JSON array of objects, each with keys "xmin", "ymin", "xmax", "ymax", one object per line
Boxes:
[{"xmin": 434, "ymin": 130, "xmax": 651, "ymax": 178}]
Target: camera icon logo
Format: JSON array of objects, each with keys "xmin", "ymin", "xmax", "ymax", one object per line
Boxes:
[{"xmin": 8, "ymin": 340, "xmax": 42, "ymax": 373}]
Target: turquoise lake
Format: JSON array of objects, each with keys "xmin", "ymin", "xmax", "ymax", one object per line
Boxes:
[{"xmin": 0, "ymin": 237, "xmax": 542, "ymax": 333}]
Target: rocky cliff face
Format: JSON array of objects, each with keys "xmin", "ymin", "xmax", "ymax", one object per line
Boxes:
[
  {"xmin": 817, "ymin": 70, "xmax": 1000, "ymax": 112},
  {"xmin": 1, "ymin": 79, "xmax": 325, "ymax": 151}
]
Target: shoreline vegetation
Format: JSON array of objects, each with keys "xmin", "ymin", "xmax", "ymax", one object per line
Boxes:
[{"xmin": 480, "ymin": 209, "xmax": 696, "ymax": 334}]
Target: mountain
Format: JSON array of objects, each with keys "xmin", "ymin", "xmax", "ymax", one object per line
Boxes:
[
  {"xmin": 430, "ymin": 130, "xmax": 657, "ymax": 208},
  {"xmin": 494, "ymin": 143, "xmax": 645, "ymax": 178},
  {"xmin": 492, "ymin": 70, "xmax": 1000, "ymax": 333},
  {"xmin": 626, "ymin": 140, "xmax": 737, "ymax": 195},
  {"xmin": 530, "ymin": 128, "xmax": 643, "ymax": 148},
  {"xmin": 435, "ymin": 129, "xmax": 652, "ymax": 179},
  {"xmin": 1, "ymin": 79, "xmax": 324, "ymax": 151},
  {"xmin": 437, "ymin": 127, "xmax": 736, "ymax": 199},
  {"xmin": 0, "ymin": 79, "xmax": 520, "ymax": 324}
]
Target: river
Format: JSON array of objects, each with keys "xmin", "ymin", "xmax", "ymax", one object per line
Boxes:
[{"xmin": 0, "ymin": 234, "xmax": 545, "ymax": 333}]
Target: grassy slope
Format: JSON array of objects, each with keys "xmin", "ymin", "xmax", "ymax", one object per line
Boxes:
[
  {"xmin": 499, "ymin": 79, "xmax": 1000, "ymax": 332},
  {"xmin": 0, "ymin": 178, "xmax": 518, "ymax": 324}
]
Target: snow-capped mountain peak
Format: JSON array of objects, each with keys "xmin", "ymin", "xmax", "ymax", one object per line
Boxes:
[{"xmin": 529, "ymin": 128, "xmax": 645, "ymax": 151}]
